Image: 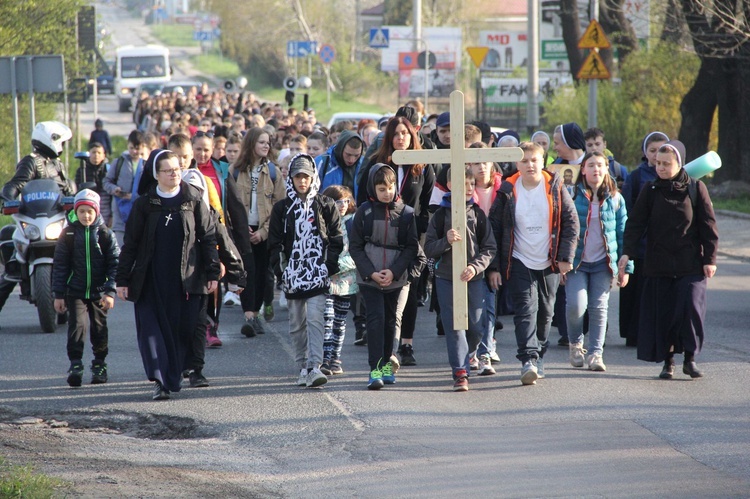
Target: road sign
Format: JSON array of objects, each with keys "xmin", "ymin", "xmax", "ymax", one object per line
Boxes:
[
  {"xmin": 319, "ymin": 44, "xmax": 335, "ymax": 64},
  {"xmin": 577, "ymin": 51, "xmax": 611, "ymax": 79},
  {"xmin": 193, "ymin": 31, "xmax": 215, "ymax": 41},
  {"xmin": 466, "ymin": 47, "xmax": 489, "ymax": 68},
  {"xmin": 578, "ymin": 20, "xmax": 611, "ymax": 49},
  {"xmin": 369, "ymin": 28, "xmax": 389, "ymax": 48},
  {"xmin": 541, "ymin": 40, "xmax": 567, "ymax": 60},
  {"xmin": 286, "ymin": 41, "xmax": 318, "ymax": 58}
]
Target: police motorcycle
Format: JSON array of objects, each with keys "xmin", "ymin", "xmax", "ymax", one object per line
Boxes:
[{"xmin": 0, "ymin": 180, "xmax": 74, "ymax": 332}]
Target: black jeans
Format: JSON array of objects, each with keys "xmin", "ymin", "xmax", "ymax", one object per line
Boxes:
[
  {"xmin": 360, "ymin": 285, "xmax": 404, "ymax": 370},
  {"xmin": 66, "ymin": 297, "xmax": 108, "ymax": 362},
  {"xmin": 508, "ymin": 259, "xmax": 560, "ymax": 363}
]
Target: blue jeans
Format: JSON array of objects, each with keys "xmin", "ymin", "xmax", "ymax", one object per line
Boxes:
[
  {"xmin": 477, "ymin": 281, "xmax": 496, "ymax": 357},
  {"xmin": 565, "ymin": 258, "xmax": 612, "ymax": 355},
  {"xmin": 508, "ymin": 259, "xmax": 560, "ymax": 363},
  {"xmin": 565, "ymin": 259, "xmax": 612, "ymax": 355},
  {"xmin": 435, "ymin": 278, "xmax": 485, "ymax": 376}
]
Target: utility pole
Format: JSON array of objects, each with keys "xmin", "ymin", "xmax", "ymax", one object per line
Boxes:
[
  {"xmin": 588, "ymin": 0, "xmax": 599, "ymax": 128},
  {"xmin": 526, "ymin": 0, "xmax": 540, "ymax": 132}
]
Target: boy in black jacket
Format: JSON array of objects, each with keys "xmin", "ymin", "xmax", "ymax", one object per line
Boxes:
[
  {"xmin": 268, "ymin": 154, "xmax": 343, "ymax": 389},
  {"xmin": 53, "ymin": 190, "xmax": 120, "ymax": 387}
]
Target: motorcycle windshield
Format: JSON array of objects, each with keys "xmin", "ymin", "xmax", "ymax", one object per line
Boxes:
[{"xmin": 19, "ymin": 179, "xmax": 63, "ymax": 217}]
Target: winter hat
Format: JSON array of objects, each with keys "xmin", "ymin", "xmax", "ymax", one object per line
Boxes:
[
  {"xmin": 641, "ymin": 131, "xmax": 669, "ymax": 158},
  {"xmin": 470, "ymin": 120, "xmax": 492, "ymax": 144},
  {"xmin": 436, "ymin": 112, "xmax": 451, "ymax": 128},
  {"xmin": 289, "ymin": 153, "xmax": 317, "ymax": 178},
  {"xmin": 74, "ymin": 189, "xmax": 100, "ymax": 215},
  {"xmin": 377, "ymin": 116, "xmax": 390, "ymax": 129},
  {"xmin": 560, "ymin": 122, "xmax": 585, "ymax": 151},
  {"xmin": 662, "ymin": 140, "xmax": 686, "ymax": 168}
]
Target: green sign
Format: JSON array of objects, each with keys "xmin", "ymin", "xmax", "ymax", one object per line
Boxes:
[{"xmin": 542, "ymin": 40, "xmax": 567, "ymax": 60}]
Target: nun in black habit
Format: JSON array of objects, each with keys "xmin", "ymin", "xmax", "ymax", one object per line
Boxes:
[{"xmin": 116, "ymin": 149, "xmax": 220, "ymax": 400}]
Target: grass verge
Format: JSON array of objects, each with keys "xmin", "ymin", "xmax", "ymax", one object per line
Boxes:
[
  {"xmin": 151, "ymin": 24, "xmax": 199, "ymax": 47},
  {"xmin": 0, "ymin": 457, "xmax": 68, "ymax": 498},
  {"xmin": 713, "ymin": 196, "xmax": 750, "ymax": 214}
]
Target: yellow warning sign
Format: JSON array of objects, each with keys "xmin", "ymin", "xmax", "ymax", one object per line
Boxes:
[
  {"xmin": 466, "ymin": 46, "xmax": 490, "ymax": 68},
  {"xmin": 578, "ymin": 20, "xmax": 611, "ymax": 49},
  {"xmin": 577, "ymin": 51, "xmax": 611, "ymax": 80}
]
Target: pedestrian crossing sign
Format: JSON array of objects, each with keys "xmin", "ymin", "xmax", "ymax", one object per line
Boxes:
[
  {"xmin": 577, "ymin": 51, "xmax": 611, "ymax": 80},
  {"xmin": 578, "ymin": 20, "xmax": 611, "ymax": 49},
  {"xmin": 369, "ymin": 28, "xmax": 389, "ymax": 48}
]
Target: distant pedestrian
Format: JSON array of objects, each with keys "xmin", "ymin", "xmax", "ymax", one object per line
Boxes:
[
  {"xmin": 53, "ymin": 190, "xmax": 119, "ymax": 387},
  {"xmin": 89, "ymin": 119, "xmax": 112, "ymax": 156}
]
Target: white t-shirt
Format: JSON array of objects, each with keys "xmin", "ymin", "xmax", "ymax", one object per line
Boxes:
[
  {"xmin": 512, "ymin": 179, "xmax": 551, "ymax": 270},
  {"xmin": 582, "ymin": 200, "xmax": 607, "ymax": 263},
  {"xmin": 248, "ymin": 167, "xmax": 260, "ymax": 226}
]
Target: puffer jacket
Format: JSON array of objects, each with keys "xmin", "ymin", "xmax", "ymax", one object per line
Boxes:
[
  {"xmin": 115, "ymin": 182, "xmax": 220, "ymax": 302},
  {"xmin": 230, "ymin": 159, "xmax": 285, "ymax": 241},
  {"xmin": 424, "ymin": 194, "xmax": 497, "ymax": 282},
  {"xmin": 329, "ymin": 213, "xmax": 359, "ymax": 296},
  {"xmin": 489, "ymin": 169, "xmax": 579, "ymax": 280},
  {"xmin": 348, "ymin": 163, "xmax": 420, "ymax": 291},
  {"xmin": 571, "ymin": 184, "xmax": 633, "ymax": 276},
  {"xmin": 52, "ymin": 212, "xmax": 119, "ymax": 300}
]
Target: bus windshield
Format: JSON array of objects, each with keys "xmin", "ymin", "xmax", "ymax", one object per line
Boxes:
[{"xmin": 121, "ymin": 56, "xmax": 167, "ymax": 78}]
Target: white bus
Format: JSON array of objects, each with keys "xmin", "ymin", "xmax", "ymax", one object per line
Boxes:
[{"xmin": 114, "ymin": 45, "xmax": 170, "ymax": 112}]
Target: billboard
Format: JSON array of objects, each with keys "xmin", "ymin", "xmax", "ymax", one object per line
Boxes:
[{"xmin": 380, "ymin": 26, "xmax": 462, "ymax": 72}]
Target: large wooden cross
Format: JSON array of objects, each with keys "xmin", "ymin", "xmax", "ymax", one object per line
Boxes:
[{"xmin": 392, "ymin": 90, "xmax": 523, "ymax": 330}]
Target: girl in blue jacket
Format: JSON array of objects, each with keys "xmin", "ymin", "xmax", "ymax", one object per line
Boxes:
[{"xmin": 566, "ymin": 152, "xmax": 633, "ymax": 371}]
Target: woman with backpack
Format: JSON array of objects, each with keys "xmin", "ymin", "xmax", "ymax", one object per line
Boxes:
[{"xmin": 619, "ymin": 140, "xmax": 718, "ymax": 379}]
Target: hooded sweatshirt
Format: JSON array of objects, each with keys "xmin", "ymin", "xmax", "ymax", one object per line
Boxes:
[
  {"xmin": 316, "ymin": 130, "xmax": 365, "ymax": 198},
  {"xmin": 348, "ymin": 163, "xmax": 420, "ymax": 291},
  {"xmin": 267, "ymin": 166, "xmax": 344, "ymax": 299}
]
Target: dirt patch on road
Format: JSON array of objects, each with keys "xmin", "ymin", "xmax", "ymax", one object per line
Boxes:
[{"xmin": 0, "ymin": 409, "xmax": 280, "ymax": 498}]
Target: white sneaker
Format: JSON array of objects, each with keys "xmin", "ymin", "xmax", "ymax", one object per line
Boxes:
[
  {"xmin": 297, "ymin": 368, "xmax": 307, "ymax": 387},
  {"xmin": 223, "ymin": 291, "xmax": 241, "ymax": 307},
  {"xmin": 588, "ymin": 353, "xmax": 606, "ymax": 371},
  {"xmin": 569, "ymin": 342, "xmax": 586, "ymax": 367},
  {"xmin": 521, "ymin": 361, "xmax": 538, "ymax": 385},
  {"xmin": 478, "ymin": 354, "xmax": 496, "ymax": 375},
  {"xmin": 306, "ymin": 367, "xmax": 328, "ymax": 388}
]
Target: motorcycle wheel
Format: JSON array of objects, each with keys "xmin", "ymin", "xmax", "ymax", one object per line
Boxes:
[{"xmin": 33, "ymin": 264, "xmax": 57, "ymax": 333}]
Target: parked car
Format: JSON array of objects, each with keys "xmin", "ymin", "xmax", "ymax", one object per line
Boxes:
[
  {"xmin": 326, "ymin": 112, "xmax": 384, "ymax": 129},
  {"xmin": 96, "ymin": 60, "xmax": 115, "ymax": 93}
]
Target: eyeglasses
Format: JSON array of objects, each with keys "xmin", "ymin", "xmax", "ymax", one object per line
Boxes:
[
  {"xmin": 334, "ymin": 199, "xmax": 350, "ymax": 207},
  {"xmin": 194, "ymin": 130, "xmax": 214, "ymax": 138},
  {"xmin": 158, "ymin": 168, "xmax": 181, "ymax": 176}
]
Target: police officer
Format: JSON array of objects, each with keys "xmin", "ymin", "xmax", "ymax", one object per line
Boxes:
[{"xmin": 0, "ymin": 121, "xmax": 75, "ymax": 322}]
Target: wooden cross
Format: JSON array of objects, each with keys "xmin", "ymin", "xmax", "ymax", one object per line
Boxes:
[{"xmin": 392, "ymin": 90, "xmax": 523, "ymax": 330}]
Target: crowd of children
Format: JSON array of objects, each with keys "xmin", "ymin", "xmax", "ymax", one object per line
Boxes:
[{"xmin": 16, "ymin": 107, "xmax": 719, "ymax": 399}]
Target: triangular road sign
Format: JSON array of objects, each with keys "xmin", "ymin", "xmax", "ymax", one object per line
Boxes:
[
  {"xmin": 578, "ymin": 20, "xmax": 611, "ymax": 49},
  {"xmin": 466, "ymin": 46, "xmax": 489, "ymax": 68},
  {"xmin": 577, "ymin": 51, "xmax": 611, "ymax": 79}
]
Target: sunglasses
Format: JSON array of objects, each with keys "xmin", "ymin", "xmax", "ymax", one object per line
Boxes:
[{"xmin": 194, "ymin": 130, "xmax": 214, "ymax": 138}]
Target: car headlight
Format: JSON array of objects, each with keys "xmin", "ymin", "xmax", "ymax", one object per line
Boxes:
[
  {"xmin": 121, "ymin": 87, "xmax": 132, "ymax": 95},
  {"xmin": 45, "ymin": 221, "xmax": 64, "ymax": 240},
  {"xmin": 22, "ymin": 223, "xmax": 41, "ymax": 241}
]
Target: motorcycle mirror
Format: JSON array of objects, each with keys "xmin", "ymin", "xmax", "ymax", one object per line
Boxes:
[{"xmin": 74, "ymin": 151, "xmax": 90, "ymax": 159}]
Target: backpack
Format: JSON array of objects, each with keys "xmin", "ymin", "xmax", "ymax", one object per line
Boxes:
[
  {"xmin": 431, "ymin": 203, "xmax": 487, "ymax": 242},
  {"xmin": 111, "ymin": 156, "xmax": 126, "ymax": 184},
  {"xmin": 360, "ymin": 201, "xmax": 414, "ymax": 250},
  {"xmin": 231, "ymin": 162, "xmax": 276, "ymax": 182},
  {"xmin": 63, "ymin": 225, "xmax": 113, "ymax": 254}
]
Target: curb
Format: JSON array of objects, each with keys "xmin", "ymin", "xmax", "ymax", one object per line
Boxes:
[{"xmin": 715, "ymin": 209, "xmax": 750, "ymax": 221}]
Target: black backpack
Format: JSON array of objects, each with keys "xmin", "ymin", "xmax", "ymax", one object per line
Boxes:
[
  {"xmin": 360, "ymin": 201, "xmax": 414, "ymax": 250},
  {"xmin": 431, "ymin": 203, "xmax": 487, "ymax": 241}
]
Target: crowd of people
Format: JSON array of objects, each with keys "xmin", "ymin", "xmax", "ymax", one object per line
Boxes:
[{"xmin": 0, "ymin": 94, "xmax": 719, "ymax": 397}]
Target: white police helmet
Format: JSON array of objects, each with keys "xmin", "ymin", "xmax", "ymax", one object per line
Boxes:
[{"xmin": 31, "ymin": 121, "xmax": 72, "ymax": 157}]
